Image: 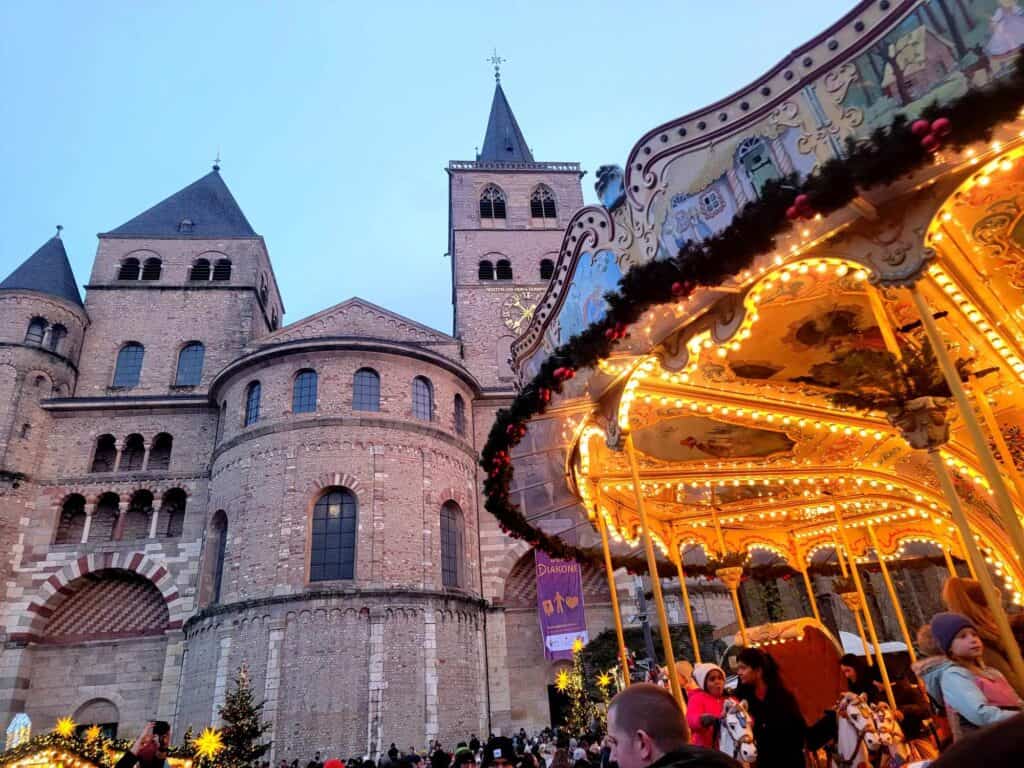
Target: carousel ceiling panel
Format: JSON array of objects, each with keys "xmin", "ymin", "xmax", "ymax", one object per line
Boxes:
[{"xmin": 631, "ymin": 414, "xmax": 795, "ymax": 464}]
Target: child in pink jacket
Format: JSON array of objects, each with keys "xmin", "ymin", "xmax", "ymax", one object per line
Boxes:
[{"xmin": 687, "ymin": 662, "xmax": 728, "ymax": 748}]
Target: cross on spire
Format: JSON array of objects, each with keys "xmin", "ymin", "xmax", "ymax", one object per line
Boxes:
[
  {"xmin": 55, "ymin": 224, "xmax": 63, "ymax": 239},
  {"xmin": 213, "ymin": 149, "xmax": 221, "ymax": 172},
  {"xmin": 487, "ymin": 49, "xmax": 505, "ymax": 82}
]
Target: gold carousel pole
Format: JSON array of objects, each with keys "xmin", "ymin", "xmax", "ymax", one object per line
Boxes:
[
  {"xmin": 936, "ymin": 517, "xmax": 960, "ymax": 578},
  {"xmin": 673, "ymin": 543, "xmax": 702, "ymax": 664},
  {"xmin": 791, "ymin": 534, "xmax": 822, "ymax": 624},
  {"xmin": 866, "ymin": 523, "xmax": 917, "ymax": 664},
  {"xmin": 835, "ymin": 509, "xmax": 898, "ymax": 709},
  {"xmin": 833, "ymin": 530, "xmax": 873, "ymax": 666},
  {"xmin": 910, "ymin": 287, "xmax": 1024, "ymax": 572},
  {"xmin": 624, "ymin": 433, "xmax": 685, "ymax": 710},
  {"xmin": 711, "ymin": 502, "xmax": 749, "ymax": 646},
  {"xmin": 927, "ymin": 447, "xmax": 1024, "ymax": 688},
  {"xmin": 595, "ymin": 498, "xmax": 632, "ymax": 688}
]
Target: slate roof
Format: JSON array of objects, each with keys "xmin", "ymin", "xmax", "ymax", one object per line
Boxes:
[
  {"xmin": 478, "ymin": 83, "xmax": 535, "ymax": 163},
  {"xmin": 102, "ymin": 168, "xmax": 256, "ymax": 238},
  {"xmin": 0, "ymin": 235, "xmax": 83, "ymax": 307}
]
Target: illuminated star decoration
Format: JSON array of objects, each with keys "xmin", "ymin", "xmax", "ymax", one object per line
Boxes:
[
  {"xmin": 84, "ymin": 724, "xmax": 102, "ymax": 743},
  {"xmin": 555, "ymin": 669, "xmax": 571, "ymax": 692},
  {"xmin": 572, "ymin": 637, "xmax": 585, "ymax": 653},
  {"xmin": 54, "ymin": 716, "xmax": 76, "ymax": 738},
  {"xmin": 195, "ymin": 726, "xmax": 225, "ymax": 760},
  {"xmin": 597, "ymin": 672, "xmax": 613, "ymax": 689}
]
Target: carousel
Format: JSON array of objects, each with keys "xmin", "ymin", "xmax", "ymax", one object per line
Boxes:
[{"xmin": 483, "ymin": 0, "xmax": 1024, "ymax": 751}]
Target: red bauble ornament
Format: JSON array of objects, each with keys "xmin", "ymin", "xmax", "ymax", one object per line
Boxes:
[
  {"xmin": 921, "ymin": 134, "xmax": 940, "ymax": 152},
  {"xmin": 931, "ymin": 117, "xmax": 952, "ymax": 137},
  {"xmin": 911, "ymin": 119, "xmax": 932, "ymax": 137},
  {"xmin": 786, "ymin": 205, "xmax": 800, "ymax": 220},
  {"xmin": 794, "ymin": 194, "xmax": 810, "ymax": 208}
]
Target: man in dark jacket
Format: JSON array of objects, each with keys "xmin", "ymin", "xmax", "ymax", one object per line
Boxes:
[{"xmin": 606, "ymin": 683, "xmax": 740, "ymax": 768}]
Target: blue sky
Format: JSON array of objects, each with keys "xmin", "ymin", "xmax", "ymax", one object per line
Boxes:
[{"xmin": 1, "ymin": 0, "xmax": 851, "ymax": 333}]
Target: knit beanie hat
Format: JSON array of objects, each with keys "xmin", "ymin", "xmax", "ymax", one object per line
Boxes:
[
  {"xmin": 693, "ymin": 662, "xmax": 725, "ymax": 691},
  {"xmin": 930, "ymin": 611, "xmax": 975, "ymax": 654}
]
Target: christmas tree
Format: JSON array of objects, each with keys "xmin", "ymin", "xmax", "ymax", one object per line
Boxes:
[
  {"xmin": 555, "ymin": 639, "xmax": 598, "ymax": 736},
  {"xmin": 217, "ymin": 664, "xmax": 271, "ymax": 767}
]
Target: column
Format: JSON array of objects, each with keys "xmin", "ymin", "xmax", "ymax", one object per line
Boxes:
[
  {"xmin": 155, "ymin": 630, "xmax": 186, "ymax": 722},
  {"xmin": 141, "ymin": 440, "xmax": 152, "ymax": 471},
  {"xmin": 80, "ymin": 503, "xmax": 95, "ymax": 544},
  {"xmin": 148, "ymin": 506, "xmax": 160, "ymax": 539},
  {"xmin": 112, "ymin": 500, "xmax": 129, "ymax": 541},
  {"xmin": 263, "ymin": 621, "xmax": 286, "ymax": 763},
  {"xmin": 113, "ymin": 440, "xmax": 124, "ymax": 472},
  {"xmin": 211, "ymin": 632, "xmax": 233, "ymax": 726},
  {"xmin": 423, "ymin": 606, "xmax": 439, "ymax": 746},
  {"xmin": 366, "ymin": 608, "xmax": 385, "ymax": 758},
  {"xmin": 597, "ymin": 511, "xmax": 632, "ymax": 682}
]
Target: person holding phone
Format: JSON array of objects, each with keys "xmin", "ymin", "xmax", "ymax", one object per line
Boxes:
[{"xmin": 115, "ymin": 721, "xmax": 171, "ymax": 768}]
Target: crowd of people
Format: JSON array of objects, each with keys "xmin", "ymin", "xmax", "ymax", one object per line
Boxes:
[{"xmin": 114, "ymin": 577, "xmax": 1022, "ymax": 768}]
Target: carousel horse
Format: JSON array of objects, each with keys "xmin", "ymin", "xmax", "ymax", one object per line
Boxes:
[
  {"xmin": 830, "ymin": 692, "xmax": 882, "ymax": 768},
  {"xmin": 718, "ymin": 698, "xmax": 757, "ymax": 766},
  {"xmin": 871, "ymin": 702, "xmax": 938, "ymax": 768}
]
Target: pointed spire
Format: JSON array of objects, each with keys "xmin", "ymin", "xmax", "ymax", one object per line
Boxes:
[
  {"xmin": 102, "ymin": 169, "xmax": 256, "ymax": 238},
  {"xmin": 478, "ymin": 79, "xmax": 534, "ymax": 164},
  {"xmin": 1, "ymin": 233, "xmax": 83, "ymax": 307}
]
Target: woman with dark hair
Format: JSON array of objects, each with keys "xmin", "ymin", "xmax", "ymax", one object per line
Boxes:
[
  {"xmin": 839, "ymin": 653, "xmax": 883, "ymax": 703},
  {"xmin": 733, "ymin": 648, "xmax": 807, "ymax": 768}
]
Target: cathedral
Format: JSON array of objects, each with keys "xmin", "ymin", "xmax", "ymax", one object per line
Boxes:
[{"xmin": 0, "ymin": 77, "xmax": 624, "ymax": 758}]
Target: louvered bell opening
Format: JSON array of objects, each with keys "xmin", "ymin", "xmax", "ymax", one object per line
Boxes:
[
  {"xmin": 141, "ymin": 258, "xmax": 162, "ymax": 280},
  {"xmin": 212, "ymin": 260, "xmax": 232, "ymax": 281},
  {"xmin": 478, "ymin": 261, "xmax": 495, "ymax": 280},
  {"xmin": 495, "ymin": 261, "xmax": 513, "ymax": 280},
  {"xmin": 530, "ymin": 199, "xmax": 544, "ymax": 218},
  {"xmin": 118, "ymin": 259, "xmax": 140, "ymax": 281},
  {"xmin": 540, "ymin": 260, "xmax": 554, "ymax": 280},
  {"xmin": 543, "ymin": 199, "xmax": 556, "ymax": 218},
  {"xmin": 480, "ymin": 199, "xmax": 493, "ymax": 218},
  {"xmin": 189, "ymin": 260, "xmax": 211, "ymax": 281},
  {"xmin": 493, "ymin": 199, "xmax": 506, "ymax": 219}
]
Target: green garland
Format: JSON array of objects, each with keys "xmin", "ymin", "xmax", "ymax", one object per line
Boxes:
[
  {"xmin": 481, "ymin": 55, "xmax": 1024, "ymax": 578},
  {"xmin": 0, "ymin": 732, "xmax": 197, "ymax": 768}
]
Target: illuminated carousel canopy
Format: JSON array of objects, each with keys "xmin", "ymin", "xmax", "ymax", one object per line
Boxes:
[{"xmin": 485, "ymin": 0, "xmax": 1024, "ymax": 709}]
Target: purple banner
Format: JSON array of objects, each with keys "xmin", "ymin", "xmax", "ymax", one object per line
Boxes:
[{"xmin": 535, "ymin": 550, "xmax": 588, "ymax": 661}]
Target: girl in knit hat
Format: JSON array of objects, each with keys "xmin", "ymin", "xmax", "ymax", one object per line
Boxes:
[
  {"xmin": 918, "ymin": 611, "xmax": 1022, "ymax": 739},
  {"xmin": 685, "ymin": 662, "xmax": 728, "ymax": 749}
]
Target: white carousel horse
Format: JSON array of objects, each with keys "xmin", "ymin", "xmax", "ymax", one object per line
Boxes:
[
  {"xmin": 830, "ymin": 692, "xmax": 882, "ymax": 768},
  {"xmin": 718, "ymin": 698, "xmax": 757, "ymax": 766},
  {"xmin": 871, "ymin": 702, "xmax": 939, "ymax": 768}
]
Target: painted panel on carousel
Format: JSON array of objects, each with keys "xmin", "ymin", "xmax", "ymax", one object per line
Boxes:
[
  {"xmin": 654, "ymin": 0, "xmax": 1024, "ymax": 261},
  {"xmin": 632, "ymin": 415, "xmax": 795, "ymax": 463},
  {"xmin": 555, "ymin": 249, "xmax": 623, "ymax": 348}
]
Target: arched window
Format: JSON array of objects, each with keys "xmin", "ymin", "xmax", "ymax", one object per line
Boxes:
[
  {"xmin": 210, "ymin": 510, "xmax": 228, "ymax": 603},
  {"xmin": 352, "ymin": 368, "xmax": 380, "ymax": 412},
  {"xmin": 73, "ymin": 700, "xmax": 119, "ymax": 741},
  {"xmin": 216, "ymin": 401, "xmax": 227, "ymax": 443},
  {"xmin": 271, "ymin": 309, "xmax": 279, "ymax": 330},
  {"xmin": 124, "ymin": 490, "xmax": 153, "ymax": 540},
  {"xmin": 259, "ymin": 274, "xmax": 269, "ymax": 306},
  {"xmin": 120, "ymin": 433, "xmax": 145, "ymax": 471},
  {"xmin": 161, "ymin": 488, "xmax": 186, "ymax": 537},
  {"xmin": 55, "ymin": 494, "xmax": 87, "ymax": 544},
  {"xmin": 90, "ymin": 493, "xmax": 120, "ymax": 542},
  {"xmin": 24, "ymin": 317, "xmax": 47, "ymax": 346},
  {"xmin": 117, "ymin": 258, "xmax": 140, "ymax": 281},
  {"xmin": 188, "ymin": 259, "xmax": 211, "ymax": 281},
  {"xmin": 440, "ymin": 501, "xmax": 464, "ymax": 588},
  {"xmin": 244, "ymin": 381, "xmax": 261, "ymax": 426},
  {"xmin": 149, "ymin": 432, "xmax": 172, "ymax": 470},
  {"xmin": 212, "ymin": 258, "xmax": 232, "ymax": 281},
  {"xmin": 112, "ymin": 343, "xmax": 144, "ymax": 388},
  {"xmin": 495, "ymin": 259, "xmax": 513, "ymax": 280},
  {"xmin": 479, "ymin": 184, "xmax": 507, "ymax": 220},
  {"xmin": 454, "ymin": 394, "xmax": 466, "ymax": 437},
  {"xmin": 412, "ymin": 376, "xmax": 433, "ymax": 421},
  {"xmin": 310, "ymin": 489, "xmax": 357, "ymax": 581},
  {"xmin": 48, "ymin": 323, "xmax": 67, "ymax": 353},
  {"xmin": 175, "ymin": 342, "xmax": 205, "ymax": 386},
  {"xmin": 530, "ymin": 185, "xmax": 557, "ymax": 219},
  {"xmin": 478, "ymin": 260, "xmax": 495, "ymax": 280},
  {"xmin": 540, "ymin": 259, "xmax": 555, "ymax": 280},
  {"xmin": 293, "ymin": 369, "xmax": 318, "ymax": 413},
  {"xmin": 90, "ymin": 434, "xmax": 117, "ymax": 472},
  {"xmin": 140, "ymin": 257, "xmax": 162, "ymax": 281}
]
